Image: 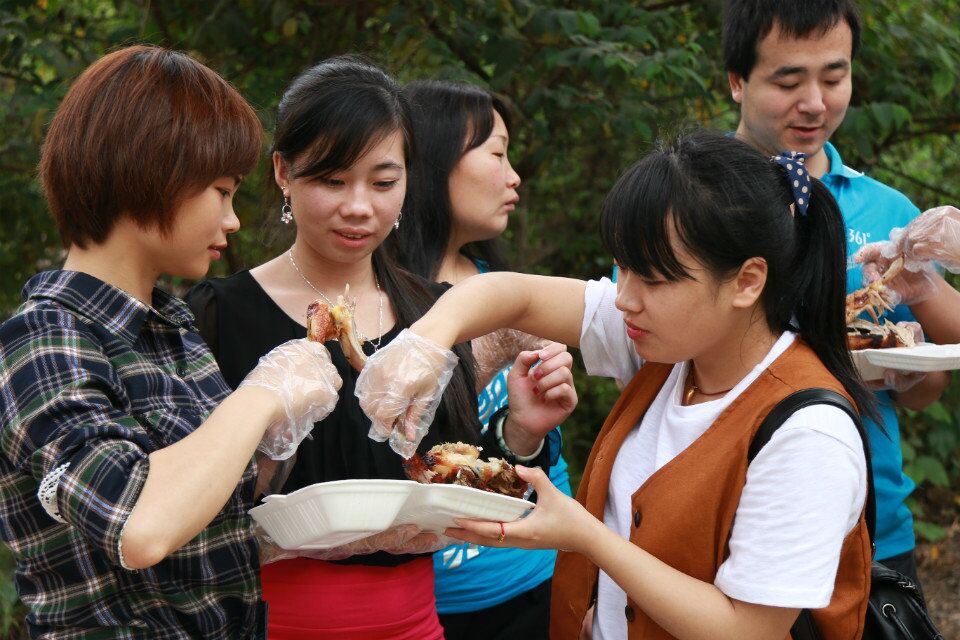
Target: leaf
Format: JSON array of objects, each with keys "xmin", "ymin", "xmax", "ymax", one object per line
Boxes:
[
  {"xmin": 576, "ymin": 11, "xmax": 601, "ymax": 38},
  {"xmin": 908, "ymin": 455, "xmax": 950, "ymax": 487},
  {"xmin": 922, "ymin": 401, "xmax": 953, "ymax": 425},
  {"xmin": 932, "ymin": 69, "xmax": 954, "ymax": 99},
  {"xmin": 891, "ymin": 104, "xmax": 912, "ymax": 128},
  {"xmin": 871, "ymin": 103, "xmax": 895, "ymax": 133},
  {"xmin": 555, "ymin": 10, "xmax": 579, "ymax": 37},
  {"xmin": 913, "ymin": 519, "xmax": 946, "ymax": 542},
  {"xmin": 925, "ymin": 425, "xmax": 958, "ymax": 456}
]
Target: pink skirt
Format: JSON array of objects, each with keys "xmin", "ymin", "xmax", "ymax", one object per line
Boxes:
[{"xmin": 261, "ymin": 556, "xmax": 444, "ymax": 639}]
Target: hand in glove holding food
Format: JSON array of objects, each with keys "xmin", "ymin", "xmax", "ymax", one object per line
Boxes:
[
  {"xmin": 352, "ymin": 329, "xmax": 461, "ymax": 458},
  {"xmin": 852, "ymin": 245, "xmax": 939, "ymax": 308},
  {"xmin": 853, "ymin": 205, "xmax": 960, "ymax": 306},
  {"xmin": 356, "ymin": 331, "xmax": 576, "ymax": 460},
  {"xmin": 401, "ymin": 343, "xmax": 577, "ymax": 497},
  {"xmin": 239, "ymin": 338, "xmax": 342, "ymax": 460},
  {"xmin": 894, "ymin": 205, "xmax": 960, "ymax": 271}
]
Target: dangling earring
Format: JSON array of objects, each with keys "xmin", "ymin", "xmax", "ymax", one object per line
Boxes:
[
  {"xmin": 394, "ymin": 210, "xmax": 403, "ymax": 230},
  {"xmin": 280, "ymin": 193, "xmax": 293, "ymax": 225}
]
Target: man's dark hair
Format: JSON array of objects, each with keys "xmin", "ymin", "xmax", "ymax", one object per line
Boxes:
[{"xmin": 723, "ymin": 0, "xmax": 862, "ymax": 79}]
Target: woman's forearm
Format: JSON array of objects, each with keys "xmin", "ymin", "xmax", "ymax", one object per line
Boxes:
[
  {"xmin": 411, "ymin": 273, "xmax": 587, "ymax": 348},
  {"xmin": 121, "ymin": 386, "xmax": 278, "ymax": 568},
  {"xmin": 892, "ymin": 369, "xmax": 950, "ymax": 410},
  {"xmin": 910, "ymin": 276, "xmax": 960, "ymax": 345},
  {"xmin": 581, "ymin": 523, "xmax": 798, "ymax": 640}
]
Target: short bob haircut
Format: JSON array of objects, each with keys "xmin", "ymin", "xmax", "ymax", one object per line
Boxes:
[
  {"xmin": 39, "ymin": 45, "xmax": 262, "ymax": 249},
  {"xmin": 722, "ymin": 0, "xmax": 862, "ymax": 80}
]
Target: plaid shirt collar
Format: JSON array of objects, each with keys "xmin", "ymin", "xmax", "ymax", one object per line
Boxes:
[{"xmin": 23, "ymin": 270, "xmax": 195, "ymax": 343}]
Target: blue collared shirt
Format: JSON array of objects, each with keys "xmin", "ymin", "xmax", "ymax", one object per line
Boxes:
[
  {"xmin": 0, "ymin": 270, "xmax": 262, "ymax": 639},
  {"xmin": 820, "ymin": 141, "xmax": 921, "ymax": 560}
]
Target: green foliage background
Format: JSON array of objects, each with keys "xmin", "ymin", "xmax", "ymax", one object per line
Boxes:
[{"xmin": 2, "ymin": 1, "xmax": 960, "ymax": 636}]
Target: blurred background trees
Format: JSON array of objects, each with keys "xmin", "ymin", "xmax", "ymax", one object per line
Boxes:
[{"xmin": 2, "ymin": 0, "xmax": 959, "ymax": 636}]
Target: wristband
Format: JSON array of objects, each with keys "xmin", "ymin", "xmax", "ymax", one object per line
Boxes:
[{"xmin": 492, "ymin": 405, "xmax": 544, "ymax": 462}]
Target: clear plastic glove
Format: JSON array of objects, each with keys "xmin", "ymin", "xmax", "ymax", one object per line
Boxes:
[
  {"xmin": 901, "ymin": 205, "xmax": 960, "ymax": 272},
  {"xmin": 472, "ymin": 329, "xmax": 548, "ymax": 391},
  {"xmin": 866, "ymin": 369, "xmax": 927, "ymax": 393},
  {"xmin": 256, "ymin": 524, "xmax": 452, "ymax": 565},
  {"xmin": 853, "ymin": 242, "xmax": 940, "ymax": 305},
  {"xmin": 864, "ymin": 322, "xmax": 926, "ymax": 392},
  {"xmin": 254, "ymin": 453, "xmax": 298, "ymax": 499},
  {"xmin": 239, "ymin": 339, "xmax": 342, "ymax": 460},
  {"xmin": 899, "ymin": 320, "xmax": 925, "ymax": 345},
  {"xmin": 355, "ymin": 329, "xmax": 458, "ymax": 458}
]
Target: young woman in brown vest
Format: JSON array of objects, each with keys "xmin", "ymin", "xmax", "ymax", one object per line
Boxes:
[{"xmin": 356, "ymin": 130, "xmax": 877, "ymax": 640}]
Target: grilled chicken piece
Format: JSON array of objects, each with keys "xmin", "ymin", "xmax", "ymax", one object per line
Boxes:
[
  {"xmin": 403, "ymin": 442, "xmax": 528, "ymax": 499},
  {"xmin": 845, "ymin": 256, "xmax": 904, "ymax": 324},
  {"xmin": 306, "ymin": 286, "xmax": 368, "ymax": 371},
  {"xmin": 846, "ymin": 318, "xmax": 916, "ymax": 351}
]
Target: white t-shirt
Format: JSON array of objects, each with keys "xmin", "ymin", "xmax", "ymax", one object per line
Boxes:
[{"xmin": 580, "ymin": 279, "xmax": 867, "ymax": 640}]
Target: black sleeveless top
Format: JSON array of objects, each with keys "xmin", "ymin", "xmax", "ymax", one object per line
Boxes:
[{"xmin": 185, "ymin": 270, "xmax": 521, "ymax": 566}]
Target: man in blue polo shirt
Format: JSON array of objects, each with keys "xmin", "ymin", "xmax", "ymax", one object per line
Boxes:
[{"xmin": 722, "ymin": 0, "xmax": 950, "ymax": 584}]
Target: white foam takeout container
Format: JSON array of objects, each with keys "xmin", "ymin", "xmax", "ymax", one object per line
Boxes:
[
  {"xmin": 850, "ymin": 343, "xmax": 960, "ymax": 381},
  {"xmin": 249, "ymin": 479, "xmax": 535, "ymax": 551}
]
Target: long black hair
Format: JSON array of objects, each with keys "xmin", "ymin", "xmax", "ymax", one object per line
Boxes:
[
  {"xmin": 273, "ymin": 56, "xmax": 480, "ymax": 441},
  {"xmin": 601, "ymin": 129, "xmax": 879, "ymax": 425},
  {"xmin": 387, "ymin": 80, "xmax": 512, "ymax": 279}
]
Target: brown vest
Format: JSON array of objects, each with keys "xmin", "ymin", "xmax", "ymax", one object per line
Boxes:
[{"xmin": 550, "ymin": 340, "xmax": 871, "ymax": 640}]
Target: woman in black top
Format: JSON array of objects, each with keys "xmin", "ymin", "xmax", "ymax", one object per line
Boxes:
[{"xmin": 187, "ymin": 56, "xmax": 576, "ymax": 640}]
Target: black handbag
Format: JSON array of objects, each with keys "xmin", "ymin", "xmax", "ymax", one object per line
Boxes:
[{"xmin": 748, "ymin": 388, "xmax": 944, "ymax": 640}]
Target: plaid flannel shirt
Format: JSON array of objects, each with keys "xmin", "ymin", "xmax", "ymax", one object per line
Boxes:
[{"xmin": 0, "ymin": 271, "xmax": 263, "ymax": 639}]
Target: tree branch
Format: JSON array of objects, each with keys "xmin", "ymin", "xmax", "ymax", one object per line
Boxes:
[
  {"xmin": 414, "ymin": 6, "xmax": 492, "ymax": 82},
  {"xmin": 188, "ymin": 0, "xmax": 228, "ymax": 48},
  {"xmin": 872, "ymin": 162, "xmax": 960, "ymax": 204},
  {"xmin": 641, "ymin": 0, "xmax": 691, "ymax": 11},
  {"xmin": 867, "ymin": 126, "xmax": 960, "ymax": 160},
  {"xmin": 0, "ymin": 69, "xmax": 44, "ymax": 88},
  {"xmin": 0, "ymin": 161, "xmax": 37, "ymax": 174},
  {"xmin": 149, "ymin": 0, "xmax": 173, "ymax": 44}
]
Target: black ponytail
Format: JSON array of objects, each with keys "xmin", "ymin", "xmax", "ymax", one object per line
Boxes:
[
  {"xmin": 601, "ymin": 128, "xmax": 878, "ymax": 425},
  {"xmin": 786, "ymin": 178, "xmax": 881, "ymax": 426}
]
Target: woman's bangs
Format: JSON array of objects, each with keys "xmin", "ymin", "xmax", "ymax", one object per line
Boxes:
[
  {"xmin": 291, "ymin": 94, "xmax": 403, "ymax": 180},
  {"xmin": 292, "ymin": 126, "xmax": 397, "ymax": 180},
  {"xmin": 600, "ymin": 159, "xmax": 693, "ymax": 281},
  {"xmin": 462, "ymin": 98, "xmax": 495, "ymax": 154},
  {"xmin": 212, "ymin": 101, "xmax": 262, "ymax": 179}
]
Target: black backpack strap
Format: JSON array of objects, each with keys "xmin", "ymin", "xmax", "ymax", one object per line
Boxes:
[
  {"xmin": 748, "ymin": 388, "xmax": 875, "ymax": 546},
  {"xmin": 748, "ymin": 388, "xmax": 877, "ymax": 640}
]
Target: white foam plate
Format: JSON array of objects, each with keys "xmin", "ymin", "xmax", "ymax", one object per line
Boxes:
[
  {"xmin": 850, "ymin": 343, "xmax": 960, "ymax": 381},
  {"xmin": 250, "ymin": 479, "xmax": 534, "ymax": 550}
]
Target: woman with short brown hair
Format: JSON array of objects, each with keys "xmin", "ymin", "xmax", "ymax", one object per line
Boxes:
[{"xmin": 0, "ymin": 45, "xmax": 340, "ymax": 639}]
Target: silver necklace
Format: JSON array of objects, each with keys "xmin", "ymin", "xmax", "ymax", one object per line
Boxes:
[{"xmin": 287, "ymin": 247, "xmax": 383, "ymax": 349}]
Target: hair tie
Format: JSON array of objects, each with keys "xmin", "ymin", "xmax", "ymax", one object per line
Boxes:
[{"xmin": 771, "ymin": 151, "xmax": 811, "ymax": 216}]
